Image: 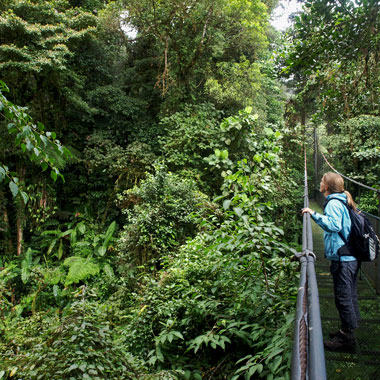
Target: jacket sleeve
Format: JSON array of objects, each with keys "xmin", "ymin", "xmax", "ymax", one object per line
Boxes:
[{"xmin": 311, "ymin": 200, "xmax": 344, "ymax": 233}]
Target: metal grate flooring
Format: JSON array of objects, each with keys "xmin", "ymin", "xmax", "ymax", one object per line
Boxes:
[{"xmin": 310, "ymin": 201, "xmax": 380, "ymax": 380}]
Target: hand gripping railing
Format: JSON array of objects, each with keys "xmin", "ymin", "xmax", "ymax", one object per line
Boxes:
[{"xmin": 291, "ymin": 152, "xmax": 326, "ymax": 380}]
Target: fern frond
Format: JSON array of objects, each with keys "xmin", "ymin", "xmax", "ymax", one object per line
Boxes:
[{"xmin": 63, "ymin": 256, "xmax": 100, "ymax": 286}]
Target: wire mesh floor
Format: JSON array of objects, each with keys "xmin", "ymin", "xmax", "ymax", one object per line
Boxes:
[{"xmin": 311, "ymin": 201, "xmax": 380, "ymax": 380}]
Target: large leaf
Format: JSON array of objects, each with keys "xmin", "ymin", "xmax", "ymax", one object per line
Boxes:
[
  {"xmin": 21, "ymin": 260, "xmax": 29, "ymax": 284},
  {"xmin": 63, "ymin": 256, "xmax": 100, "ymax": 286},
  {"xmin": 9, "ymin": 181, "xmax": 18, "ymax": 197},
  {"xmin": 103, "ymin": 221, "xmax": 116, "ymax": 247}
]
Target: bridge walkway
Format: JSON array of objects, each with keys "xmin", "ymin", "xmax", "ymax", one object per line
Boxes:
[{"xmin": 310, "ymin": 200, "xmax": 380, "ymax": 380}]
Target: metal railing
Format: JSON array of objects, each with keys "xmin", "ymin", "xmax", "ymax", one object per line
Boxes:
[{"xmin": 291, "ymin": 152, "xmax": 326, "ymax": 380}]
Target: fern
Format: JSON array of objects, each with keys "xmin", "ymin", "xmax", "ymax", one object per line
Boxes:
[
  {"xmin": 42, "ymin": 267, "xmax": 66, "ymax": 286},
  {"xmin": 63, "ymin": 256, "xmax": 100, "ymax": 286}
]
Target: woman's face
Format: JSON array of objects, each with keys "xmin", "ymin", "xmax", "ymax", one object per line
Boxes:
[{"xmin": 320, "ymin": 178, "xmax": 328, "ymax": 194}]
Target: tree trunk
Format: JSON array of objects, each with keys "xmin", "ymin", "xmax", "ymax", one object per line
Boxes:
[
  {"xmin": 3, "ymin": 207, "xmax": 14, "ymax": 254},
  {"xmin": 16, "ymin": 215, "xmax": 23, "ymax": 256},
  {"xmin": 16, "ymin": 166, "xmax": 26, "ymax": 256},
  {"xmin": 301, "ymin": 106, "xmax": 306, "ymax": 126}
]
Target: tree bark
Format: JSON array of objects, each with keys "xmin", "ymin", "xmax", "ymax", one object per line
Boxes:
[
  {"xmin": 2, "ymin": 207, "xmax": 14, "ymax": 254},
  {"xmin": 16, "ymin": 215, "xmax": 23, "ymax": 256},
  {"xmin": 16, "ymin": 166, "xmax": 26, "ymax": 256}
]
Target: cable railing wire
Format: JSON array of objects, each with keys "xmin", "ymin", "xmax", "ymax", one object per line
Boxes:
[
  {"xmin": 291, "ymin": 149, "xmax": 326, "ymax": 380},
  {"xmin": 319, "ymin": 149, "xmax": 380, "ymax": 194}
]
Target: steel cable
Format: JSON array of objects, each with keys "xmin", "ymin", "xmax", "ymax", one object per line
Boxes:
[{"xmin": 319, "ymin": 148, "xmax": 380, "ymax": 194}]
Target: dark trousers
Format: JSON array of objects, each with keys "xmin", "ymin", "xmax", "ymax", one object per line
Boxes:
[{"xmin": 330, "ymin": 260, "xmax": 361, "ymax": 331}]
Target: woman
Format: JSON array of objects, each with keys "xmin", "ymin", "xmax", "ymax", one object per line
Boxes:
[{"xmin": 302, "ymin": 172, "xmax": 360, "ymax": 351}]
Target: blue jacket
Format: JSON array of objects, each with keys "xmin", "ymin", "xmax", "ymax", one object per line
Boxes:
[{"xmin": 311, "ymin": 193, "xmax": 356, "ymax": 262}]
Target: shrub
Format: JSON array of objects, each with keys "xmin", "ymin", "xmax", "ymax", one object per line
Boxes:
[
  {"xmin": 158, "ymin": 103, "xmax": 223, "ymax": 192},
  {"xmin": 0, "ymin": 297, "xmax": 144, "ymax": 379},
  {"xmin": 117, "ymin": 164, "xmax": 208, "ymax": 269}
]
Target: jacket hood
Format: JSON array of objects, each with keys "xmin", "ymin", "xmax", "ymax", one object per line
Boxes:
[{"xmin": 326, "ymin": 192, "xmax": 347, "ymax": 203}]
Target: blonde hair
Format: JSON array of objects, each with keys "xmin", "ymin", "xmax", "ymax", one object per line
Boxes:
[{"xmin": 322, "ymin": 172, "xmax": 357, "ymax": 211}]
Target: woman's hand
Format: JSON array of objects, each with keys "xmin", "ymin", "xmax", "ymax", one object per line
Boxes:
[{"xmin": 301, "ymin": 207, "xmax": 314, "ymax": 215}]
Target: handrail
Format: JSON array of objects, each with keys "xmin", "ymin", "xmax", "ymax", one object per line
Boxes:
[{"xmin": 291, "ymin": 150, "xmax": 326, "ymax": 380}]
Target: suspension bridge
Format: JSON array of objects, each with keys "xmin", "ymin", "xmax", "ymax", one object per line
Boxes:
[{"xmin": 291, "ymin": 134, "xmax": 380, "ymax": 380}]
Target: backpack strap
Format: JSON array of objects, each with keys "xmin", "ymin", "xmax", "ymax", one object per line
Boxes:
[{"xmin": 338, "ymin": 230, "xmax": 347, "ymax": 244}]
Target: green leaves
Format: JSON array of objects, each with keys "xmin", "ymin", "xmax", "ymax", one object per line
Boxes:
[
  {"xmin": 0, "ymin": 2, "xmax": 97, "ymax": 75},
  {"xmin": 118, "ymin": 165, "xmax": 207, "ymax": 267},
  {"xmin": 120, "ymin": 126, "xmax": 298, "ymax": 377},
  {"xmin": 9, "ymin": 181, "xmax": 18, "ymax": 197},
  {"xmin": 125, "ymin": 0, "xmax": 269, "ymax": 98},
  {"xmin": 0, "ymin": 80, "xmax": 9, "ymax": 92},
  {"xmin": 63, "ymin": 256, "xmax": 100, "ymax": 286},
  {"xmin": 40, "ymin": 219, "xmax": 118, "ymax": 263},
  {"xmin": 21, "ymin": 249, "xmax": 33, "ymax": 284},
  {"xmin": 98, "ymin": 246, "xmax": 107, "ymax": 256},
  {"xmin": 214, "ymin": 149, "xmax": 229, "ymax": 159},
  {"xmin": 50, "ymin": 170, "xmax": 58, "ymax": 182},
  {"xmin": 0, "ymin": 165, "xmax": 6, "ymax": 182},
  {"xmin": 103, "ymin": 221, "xmax": 116, "ymax": 248},
  {"xmin": 282, "ymin": 0, "xmax": 380, "ymax": 121},
  {"xmin": 223, "ymin": 199, "xmax": 232, "ymax": 210},
  {"xmin": 0, "ymin": 85, "xmax": 71, "ymax": 202},
  {"xmin": 0, "ymin": 300, "xmax": 140, "ymax": 378},
  {"xmin": 188, "ymin": 333, "xmax": 231, "ymax": 353}
]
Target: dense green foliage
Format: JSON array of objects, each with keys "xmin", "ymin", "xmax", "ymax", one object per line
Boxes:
[
  {"xmin": 6, "ymin": 0, "xmax": 371, "ymax": 378},
  {"xmin": 281, "ymin": 0, "xmax": 380, "ymax": 121},
  {"xmin": 117, "ymin": 117, "xmax": 298, "ymax": 379},
  {"xmin": 1, "ymin": 300, "xmax": 143, "ymax": 379},
  {"xmin": 281, "ymin": 0, "xmax": 380, "ymax": 211},
  {"xmin": 117, "ymin": 165, "xmax": 209, "ymax": 268},
  {"xmin": 317, "ymin": 115, "xmax": 380, "ymax": 212},
  {"xmin": 0, "ymin": 109, "xmax": 299, "ymax": 379},
  {"xmin": 0, "ymin": 81, "xmax": 70, "ymax": 186}
]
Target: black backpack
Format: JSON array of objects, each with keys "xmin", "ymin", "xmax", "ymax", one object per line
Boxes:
[{"xmin": 324, "ymin": 197, "xmax": 380, "ymax": 262}]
